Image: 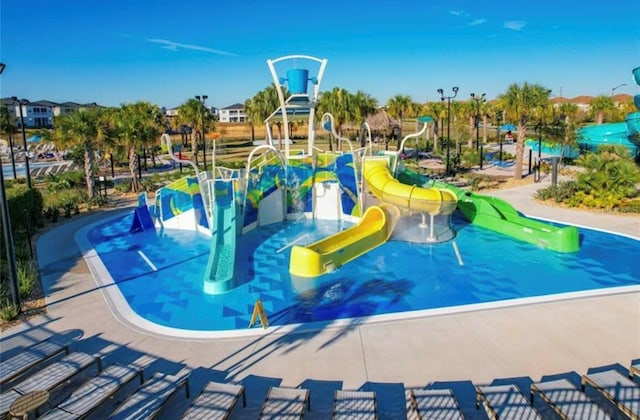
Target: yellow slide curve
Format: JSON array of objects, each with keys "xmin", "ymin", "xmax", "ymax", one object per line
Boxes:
[
  {"xmin": 363, "ymin": 158, "xmax": 457, "ymax": 215},
  {"xmin": 288, "ymin": 158, "xmax": 457, "ymax": 278}
]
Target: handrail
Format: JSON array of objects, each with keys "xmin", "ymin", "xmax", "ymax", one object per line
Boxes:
[
  {"xmin": 162, "ymin": 133, "xmax": 200, "ymax": 176},
  {"xmin": 393, "ymin": 123, "xmax": 429, "ymax": 176},
  {"xmin": 359, "ymin": 122, "xmax": 372, "ymax": 155},
  {"xmin": 321, "ymin": 113, "xmax": 354, "ymax": 156}
]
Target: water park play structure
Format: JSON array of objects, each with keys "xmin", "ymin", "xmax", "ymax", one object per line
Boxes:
[
  {"xmin": 577, "ymin": 66, "xmax": 640, "ymax": 157},
  {"xmin": 128, "ymin": 55, "xmax": 581, "ymax": 295}
]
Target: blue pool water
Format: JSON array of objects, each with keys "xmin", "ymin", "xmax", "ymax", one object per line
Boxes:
[{"xmin": 87, "ymin": 213, "xmax": 640, "ymax": 331}]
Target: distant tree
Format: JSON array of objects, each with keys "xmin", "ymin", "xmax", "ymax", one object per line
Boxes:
[
  {"xmin": 54, "ymin": 107, "xmax": 109, "ymax": 197},
  {"xmin": 245, "ymin": 85, "xmax": 287, "ymax": 147},
  {"xmin": 0, "ymin": 107, "xmax": 18, "ymax": 175},
  {"xmin": 386, "ymin": 94, "xmax": 413, "ymax": 149},
  {"xmin": 177, "ymin": 99, "xmax": 205, "ymax": 165},
  {"xmin": 113, "ymin": 102, "xmax": 163, "ymax": 192},
  {"xmin": 589, "ymin": 95, "xmax": 616, "ymax": 124},
  {"xmin": 423, "ymin": 101, "xmax": 447, "ymax": 153},
  {"xmin": 499, "ymin": 82, "xmax": 552, "ymax": 179},
  {"xmin": 352, "ymin": 91, "xmax": 378, "ymax": 123},
  {"xmin": 318, "ymin": 87, "xmax": 357, "ymax": 151}
]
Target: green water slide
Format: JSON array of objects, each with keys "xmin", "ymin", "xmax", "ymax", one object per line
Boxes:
[
  {"xmin": 397, "ymin": 168, "xmax": 580, "ymax": 253},
  {"xmin": 204, "ymin": 180, "xmax": 237, "ymax": 294}
]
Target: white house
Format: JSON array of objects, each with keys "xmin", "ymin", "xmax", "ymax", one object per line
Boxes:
[{"xmin": 218, "ymin": 103, "xmax": 247, "ymax": 123}]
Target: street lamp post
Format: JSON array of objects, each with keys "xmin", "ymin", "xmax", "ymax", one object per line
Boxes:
[
  {"xmin": 11, "ymin": 97, "xmax": 32, "ymax": 189},
  {"xmin": 195, "ymin": 95, "xmax": 208, "ymax": 172},
  {"xmin": 0, "ymin": 64, "xmax": 20, "ymax": 309},
  {"xmin": 437, "ymin": 87, "xmax": 458, "ymax": 175},
  {"xmin": 611, "ymin": 83, "xmax": 627, "ymax": 96},
  {"xmin": 470, "ymin": 93, "xmax": 486, "ymax": 151}
]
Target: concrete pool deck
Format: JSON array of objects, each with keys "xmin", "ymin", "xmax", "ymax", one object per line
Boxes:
[{"xmin": 2, "ymin": 178, "xmax": 639, "ymax": 418}]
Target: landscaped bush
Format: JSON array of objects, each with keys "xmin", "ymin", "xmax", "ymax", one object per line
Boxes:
[
  {"xmin": 535, "ymin": 181, "xmax": 579, "ymax": 203},
  {"xmin": 617, "ymin": 199, "xmax": 640, "ymax": 213},
  {"xmin": 535, "ymin": 145, "xmax": 640, "ymax": 213},
  {"xmin": 5, "ymin": 183, "xmax": 45, "ymax": 233},
  {"xmin": 17, "ymin": 260, "xmax": 37, "ymax": 299}
]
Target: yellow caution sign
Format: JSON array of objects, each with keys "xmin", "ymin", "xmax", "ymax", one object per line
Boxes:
[{"xmin": 249, "ymin": 299, "xmax": 269, "ymax": 329}]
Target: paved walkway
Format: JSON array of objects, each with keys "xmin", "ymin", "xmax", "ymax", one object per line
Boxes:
[{"xmin": 2, "ymin": 179, "xmax": 639, "ymax": 418}]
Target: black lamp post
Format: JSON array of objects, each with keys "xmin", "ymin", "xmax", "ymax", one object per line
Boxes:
[
  {"xmin": 437, "ymin": 87, "xmax": 458, "ymax": 175},
  {"xmin": 496, "ymin": 111, "xmax": 503, "ymax": 161},
  {"xmin": 470, "ymin": 93, "xmax": 486, "ymax": 151},
  {"xmin": 0, "ymin": 64, "xmax": 20, "ymax": 309},
  {"xmin": 195, "ymin": 95, "xmax": 208, "ymax": 172},
  {"xmin": 11, "ymin": 97, "xmax": 31, "ymax": 189}
]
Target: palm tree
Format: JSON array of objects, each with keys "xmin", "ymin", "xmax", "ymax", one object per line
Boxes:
[
  {"xmin": 352, "ymin": 91, "xmax": 378, "ymax": 146},
  {"xmin": 318, "ymin": 87, "xmax": 357, "ymax": 150},
  {"xmin": 177, "ymin": 99, "xmax": 203, "ymax": 165},
  {"xmin": 54, "ymin": 107, "xmax": 108, "ymax": 198},
  {"xmin": 245, "ymin": 85, "xmax": 286, "ymax": 147},
  {"xmin": 424, "ymin": 101, "xmax": 447, "ymax": 153},
  {"xmin": 386, "ymin": 94, "xmax": 413, "ymax": 148},
  {"xmin": 352, "ymin": 91, "xmax": 378, "ymax": 122},
  {"xmin": 499, "ymin": 82, "xmax": 552, "ymax": 179},
  {"xmin": 0, "ymin": 106, "xmax": 18, "ymax": 177},
  {"xmin": 113, "ymin": 102, "xmax": 163, "ymax": 192},
  {"xmin": 589, "ymin": 95, "xmax": 616, "ymax": 124}
]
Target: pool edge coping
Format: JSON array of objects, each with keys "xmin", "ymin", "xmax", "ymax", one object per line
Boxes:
[{"xmin": 74, "ymin": 211, "xmax": 640, "ymax": 341}]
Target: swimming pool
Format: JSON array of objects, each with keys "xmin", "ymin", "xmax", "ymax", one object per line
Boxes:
[{"xmin": 78, "ymin": 210, "xmax": 640, "ymax": 335}]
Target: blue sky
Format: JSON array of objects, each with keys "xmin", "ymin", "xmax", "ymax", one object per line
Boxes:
[{"xmin": 1, "ymin": 0, "xmax": 639, "ymax": 109}]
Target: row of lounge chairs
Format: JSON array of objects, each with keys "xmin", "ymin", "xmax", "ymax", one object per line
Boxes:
[
  {"xmin": 1, "ymin": 339, "xmax": 637, "ymax": 418},
  {"xmin": 477, "ymin": 361, "xmax": 640, "ymax": 420}
]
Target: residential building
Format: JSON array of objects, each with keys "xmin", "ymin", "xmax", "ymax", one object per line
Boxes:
[
  {"xmin": 219, "ymin": 103, "xmax": 247, "ymax": 123},
  {"xmin": 0, "ymin": 98, "xmax": 100, "ymax": 128}
]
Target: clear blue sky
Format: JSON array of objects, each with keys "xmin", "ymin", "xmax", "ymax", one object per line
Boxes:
[{"xmin": 1, "ymin": 0, "xmax": 639, "ymax": 109}]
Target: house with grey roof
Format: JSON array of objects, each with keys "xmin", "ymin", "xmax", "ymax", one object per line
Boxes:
[{"xmin": 219, "ymin": 103, "xmax": 247, "ymax": 123}]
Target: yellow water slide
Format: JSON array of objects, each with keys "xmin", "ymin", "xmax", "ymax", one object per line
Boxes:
[
  {"xmin": 288, "ymin": 158, "xmax": 456, "ymax": 278},
  {"xmin": 289, "ymin": 205, "xmax": 395, "ymax": 278},
  {"xmin": 363, "ymin": 158, "xmax": 457, "ymax": 215}
]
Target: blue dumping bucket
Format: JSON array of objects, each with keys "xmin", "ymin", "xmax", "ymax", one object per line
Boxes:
[
  {"xmin": 633, "ymin": 66, "xmax": 640, "ymax": 86},
  {"xmin": 287, "ymin": 69, "xmax": 309, "ymax": 94}
]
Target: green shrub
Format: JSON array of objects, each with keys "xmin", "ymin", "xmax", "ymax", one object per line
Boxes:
[
  {"xmin": 14, "ymin": 240, "xmax": 33, "ymax": 261},
  {"xmin": 0, "ymin": 300, "xmax": 20, "ymax": 321},
  {"xmin": 114, "ymin": 180, "xmax": 132, "ymax": 194},
  {"xmin": 6, "ymin": 183, "xmax": 44, "ymax": 231},
  {"xmin": 17, "ymin": 260, "xmax": 37, "ymax": 299},
  {"xmin": 617, "ymin": 199, "xmax": 640, "ymax": 213},
  {"xmin": 535, "ymin": 181, "xmax": 579, "ymax": 203}
]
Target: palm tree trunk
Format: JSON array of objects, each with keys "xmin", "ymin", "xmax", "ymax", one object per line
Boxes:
[
  {"xmin": 514, "ymin": 124, "xmax": 526, "ymax": 180},
  {"xmin": 129, "ymin": 146, "xmax": 140, "ymax": 192},
  {"xmin": 84, "ymin": 140, "xmax": 95, "ymax": 198},
  {"xmin": 482, "ymin": 115, "xmax": 488, "ymax": 144},
  {"xmin": 191, "ymin": 131, "xmax": 199, "ymax": 167}
]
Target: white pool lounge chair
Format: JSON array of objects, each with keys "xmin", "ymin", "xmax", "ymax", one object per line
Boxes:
[
  {"xmin": 530, "ymin": 378, "xmax": 610, "ymax": 419},
  {"xmin": 476, "ymin": 384, "xmax": 541, "ymax": 419},
  {"xmin": 110, "ymin": 372, "xmax": 190, "ymax": 420},
  {"xmin": 39, "ymin": 364, "xmax": 143, "ymax": 419},
  {"xmin": 582, "ymin": 370, "xmax": 640, "ymax": 419},
  {"xmin": 181, "ymin": 381, "xmax": 246, "ymax": 419},
  {"xmin": 0, "ymin": 340, "xmax": 70, "ymax": 386},
  {"xmin": 406, "ymin": 389, "xmax": 464, "ymax": 420},
  {"xmin": 259, "ymin": 386, "xmax": 310, "ymax": 419},
  {"xmin": 0, "ymin": 352, "xmax": 102, "ymax": 417},
  {"xmin": 333, "ymin": 390, "xmax": 377, "ymax": 419}
]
